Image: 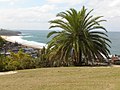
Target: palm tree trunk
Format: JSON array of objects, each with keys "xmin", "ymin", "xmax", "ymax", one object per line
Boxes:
[
  {"xmin": 77, "ymin": 37, "xmax": 82, "ymax": 66},
  {"xmin": 76, "ymin": 46, "xmax": 82, "ymax": 66},
  {"xmin": 78, "ymin": 50, "xmax": 82, "ymax": 65}
]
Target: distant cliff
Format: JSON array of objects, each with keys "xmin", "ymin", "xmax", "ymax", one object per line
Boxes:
[{"xmin": 0, "ymin": 29, "xmax": 21, "ymax": 36}]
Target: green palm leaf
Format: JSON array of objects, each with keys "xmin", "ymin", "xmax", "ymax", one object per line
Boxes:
[{"xmin": 47, "ymin": 6, "xmax": 111, "ymax": 66}]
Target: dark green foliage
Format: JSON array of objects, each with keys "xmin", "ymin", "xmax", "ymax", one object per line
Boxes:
[
  {"xmin": 0, "ymin": 36, "xmax": 5, "ymax": 47},
  {"xmin": 0, "ymin": 55, "xmax": 6, "ymax": 71},
  {"xmin": 0, "ymin": 50, "xmax": 37, "ymax": 71},
  {"xmin": 47, "ymin": 6, "xmax": 111, "ymax": 66},
  {"xmin": 35, "ymin": 46, "xmax": 71, "ymax": 67},
  {"xmin": 36, "ymin": 47, "xmax": 51, "ymax": 67}
]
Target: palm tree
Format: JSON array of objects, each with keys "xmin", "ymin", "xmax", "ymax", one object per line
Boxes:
[{"xmin": 47, "ymin": 6, "xmax": 111, "ymax": 66}]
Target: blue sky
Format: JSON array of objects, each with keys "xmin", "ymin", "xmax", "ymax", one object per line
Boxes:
[{"xmin": 0, "ymin": 0, "xmax": 120, "ymax": 31}]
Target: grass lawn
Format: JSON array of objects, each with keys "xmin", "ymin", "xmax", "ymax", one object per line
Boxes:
[{"xmin": 0, "ymin": 67, "xmax": 120, "ymax": 90}]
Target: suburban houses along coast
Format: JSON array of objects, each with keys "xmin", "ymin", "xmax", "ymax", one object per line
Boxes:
[{"xmin": 0, "ymin": 29, "xmax": 40, "ymax": 58}]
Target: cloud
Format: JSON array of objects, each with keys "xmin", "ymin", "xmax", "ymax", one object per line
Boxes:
[
  {"xmin": 0, "ymin": 0, "xmax": 120, "ymax": 30},
  {"xmin": 0, "ymin": 0, "xmax": 19, "ymax": 2},
  {"xmin": 0, "ymin": 4, "xmax": 56, "ymax": 29},
  {"xmin": 46, "ymin": 0, "xmax": 120, "ymax": 18},
  {"xmin": 0, "ymin": 0, "xmax": 11, "ymax": 2},
  {"xmin": 46, "ymin": 0, "xmax": 120, "ymax": 31},
  {"xmin": 47, "ymin": 0, "xmax": 84, "ymax": 6},
  {"xmin": 82, "ymin": 0, "xmax": 120, "ymax": 31},
  {"xmin": 109, "ymin": 0, "xmax": 120, "ymax": 7},
  {"xmin": 0, "ymin": 0, "xmax": 23, "ymax": 5},
  {"xmin": 30, "ymin": 5, "xmax": 56, "ymax": 13}
]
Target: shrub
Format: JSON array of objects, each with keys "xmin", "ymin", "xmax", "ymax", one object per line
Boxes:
[{"xmin": 0, "ymin": 49, "xmax": 38, "ymax": 71}]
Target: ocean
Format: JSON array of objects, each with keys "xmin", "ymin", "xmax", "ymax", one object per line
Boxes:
[{"xmin": 18, "ymin": 30, "xmax": 120, "ymax": 55}]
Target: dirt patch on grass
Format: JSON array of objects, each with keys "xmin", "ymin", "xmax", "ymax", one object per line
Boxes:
[{"xmin": 0, "ymin": 71, "xmax": 17, "ymax": 76}]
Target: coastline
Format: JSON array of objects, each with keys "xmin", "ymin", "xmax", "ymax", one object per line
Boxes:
[{"xmin": 1, "ymin": 36, "xmax": 46, "ymax": 49}]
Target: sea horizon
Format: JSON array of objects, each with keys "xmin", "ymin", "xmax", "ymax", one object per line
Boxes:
[
  {"xmin": 2, "ymin": 30, "xmax": 120, "ymax": 55},
  {"xmin": 20, "ymin": 30, "xmax": 120, "ymax": 55}
]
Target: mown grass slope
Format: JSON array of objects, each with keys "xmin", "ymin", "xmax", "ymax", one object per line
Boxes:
[{"xmin": 0, "ymin": 67, "xmax": 120, "ymax": 90}]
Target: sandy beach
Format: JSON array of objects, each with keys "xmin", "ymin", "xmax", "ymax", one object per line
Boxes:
[{"xmin": 1, "ymin": 36, "xmax": 46, "ymax": 49}]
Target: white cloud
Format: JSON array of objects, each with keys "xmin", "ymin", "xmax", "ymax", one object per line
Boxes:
[
  {"xmin": 0, "ymin": 0, "xmax": 120, "ymax": 30},
  {"xmin": 109, "ymin": 0, "xmax": 120, "ymax": 7},
  {"xmin": 50, "ymin": 0, "xmax": 120, "ymax": 31},
  {"xmin": 0, "ymin": 4, "xmax": 56, "ymax": 30},
  {"xmin": 0, "ymin": 0, "xmax": 22, "ymax": 5},
  {"xmin": 82, "ymin": 0, "xmax": 120, "ymax": 31},
  {"xmin": 0, "ymin": 0, "xmax": 11, "ymax": 2},
  {"xmin": 0, "ymin": 0, "xmax": 19, "ymax": 2},
  {"xmin": 29, "ymin": 5, "xmax": 56, "ymax": 13},
  {"xmin": 47, "ymin": 0, "xmax": 84, "ymax": 6},
  {"xmin": 47, "ymin": 0, "xmax": 120, "ymax": 18},
  {"xmin": 47, "ymin": 0, "xmax": 63, "ymax": 3}
]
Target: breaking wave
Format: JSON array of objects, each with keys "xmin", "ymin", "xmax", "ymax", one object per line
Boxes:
[{"xmin": 2, "ymin": 36, "xmax": 46, "ymax": 49}]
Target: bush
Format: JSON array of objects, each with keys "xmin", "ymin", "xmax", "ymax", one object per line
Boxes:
[
  {"xmin": 0, "ymin": 50, "xmax": 38, "ymax": 71},
  {"xmin": 3, "ymin": 58, "xmax": 20, "ymax": 71},
  {"xmin": 0, "ymin": 55, "xmax": 6, "ymax": 71}
]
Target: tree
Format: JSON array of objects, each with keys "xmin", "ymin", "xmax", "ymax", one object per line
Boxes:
[{"xmin": 47, "ymin": 6, "xmax": 111, "ymax": 66}]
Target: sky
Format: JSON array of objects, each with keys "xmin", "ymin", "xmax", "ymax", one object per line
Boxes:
[{"xmin": 0, "ymin": 0, "xmax": 120, "ymax": 31}]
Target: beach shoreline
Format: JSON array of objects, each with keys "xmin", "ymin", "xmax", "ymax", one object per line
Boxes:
[{"xmin": 1, "ymin": 35, "xmax": 46, "ymax": 49}]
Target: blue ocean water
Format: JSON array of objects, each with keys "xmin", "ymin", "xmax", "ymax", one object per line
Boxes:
[
  {"xmin": 108, "ymin": 32, "xmax": 120, "ymax": 55},
  {"xmin": 20, "ymin": 30, "xmax": 52, "ymax": 43},
  {"xmin": 20, "ymin": 30, "xmax": 120, "ymax": 55}
]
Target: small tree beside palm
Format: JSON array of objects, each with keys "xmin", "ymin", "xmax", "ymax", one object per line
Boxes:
[{"xmin": 47, "ymin": 6, "xmax": 111, "ymax": 66}]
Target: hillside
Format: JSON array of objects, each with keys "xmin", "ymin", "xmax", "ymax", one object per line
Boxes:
[{"xmin": 0, "ymin": 29, "xmax": 21, "ymax": 36}]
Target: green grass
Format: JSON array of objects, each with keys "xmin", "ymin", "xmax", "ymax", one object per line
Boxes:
[{"xmin": 0, "ymin": 67, "xmax": 120, "ymax": 90}]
